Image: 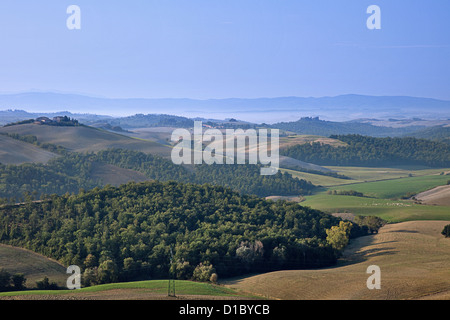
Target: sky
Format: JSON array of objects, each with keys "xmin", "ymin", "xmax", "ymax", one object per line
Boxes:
[{"xmin": 0, "ymin": 0, "xmax": 449, "ymax": 100}]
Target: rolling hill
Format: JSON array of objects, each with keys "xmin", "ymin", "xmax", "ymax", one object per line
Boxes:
[
  {"xmin": 0, "ymin": 244, "xmax": 67, "ymax": 288},
  {"xmin": 1, "ymin": 92, "xmax": 450, "ymax": 123},
  {"xmin": 0, "ymin": 123, "xmax": 172, "ymax": 158},
  {"xmin": 223, "ymin": 220, "xmax": 450, "ymax": 300},
  {"xmin": 273, "ymin": 117, "xmax": 425, "ymax": 137},
  {"xmin": 0, "ymin": 134, "xmax": 58, "ymax": 165}
]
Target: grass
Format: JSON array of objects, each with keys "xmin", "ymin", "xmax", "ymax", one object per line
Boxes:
[
  {"xmin": 301, "ymin": 194, "xmax": 450, "ymax": 222},
  {"xmin": 325, "ymin": 165, "xmax": 447, "ymax": 183},
  {"xmin": 294, "ymin": 168, "xmax": 450, "ymax": 223},
  {"xmin": 324, "ymin": 173, "xmax": 450, "ymax": 199},
  {"xmin": 283, "ymin": 165, "xmax": 450, "ymax": 188},
  {"xmin": 0, "ymin": 280, "xmax": 248, "ymax": 299}
]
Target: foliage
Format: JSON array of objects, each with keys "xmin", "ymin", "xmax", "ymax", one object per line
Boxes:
[
  {"xmin": 442, "ymin": 225, "xmax": 450, "ymax": 238},
  {"xmin": 353, "ymin": 216, "xmax": 386, "ymax": 234},
  {"xmin": 326, "ymin": 221, "xmax": 353, "ymax": 253},
  {"xmin": 273, "ymin": 117, "xmax": 420, "ymax": 137},
  {"xmin": 0, "ymin": 148, "xmax": 316, "ymax": 201},
  {"xmin": 281, "ymin": 134, "xmax": 450, "ymax": 167},
  {"xmin": 0, "ymin": 180, "xmax": 353, "ymax": 283},
  {"xmin": 36, "ymin": 276, "xmax": 59, "ymax": 290},
  {"xmin": 192, "ymin": 263, "xmax": 216, "ymax": 282},
  {"xmin": 0, "ymin": 269, "xmax": 27, "ymax": 292},
  {"xmin": 0, "ymin": 153, "xmax": 98, "ymax": 201},
  {"xmin": 327, "ymin": 190, "xmax": 366, "ymax": 197}
]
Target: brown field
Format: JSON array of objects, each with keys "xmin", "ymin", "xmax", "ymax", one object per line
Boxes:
[
  {"xmin": 0, "ymin": 124, "xmax": 172, "ymax": 158},
  {"xmin": 279, "ymin": 135, "xmax": 347, "ymax": 149},
  {"xmin": 90, "ymin": 162, "xmax": 150, "ymax": 186},
  {"xmin": 0, "ymin": 244, "xmax": 67, "ymax": 288},
  {"xmin": 415, "ymin": 185, "xmax": 450, "ymax": 206},
  {"xmin": 222, "ymin": 221, "xmax": 450, "ymax": 300}
]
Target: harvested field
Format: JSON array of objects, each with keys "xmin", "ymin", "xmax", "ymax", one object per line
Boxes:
[
  {"xmin": 415, "ymin": 185, "xmax": 450, "ymax": 206},
  {"xmin": 223, "ymin": 221, "xmax": 450, "ymax": 300}
]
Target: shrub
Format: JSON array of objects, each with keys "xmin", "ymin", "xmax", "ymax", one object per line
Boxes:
[
  {"xmin": 442, "ymin": 224, "xmax": 450, "ymax": 238},
  {"xmin": 209, "ymin": 273, "xmax": 218, "ymax": 283},
  {"xmin": 36, "ymin": 276, "xmax": 59, "ymax": 290},
  {"xmin": 192, "ymin": 262, "xmax": 216, "ymax": 282}
]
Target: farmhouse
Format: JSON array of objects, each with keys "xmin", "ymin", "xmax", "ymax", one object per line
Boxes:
[{"xmin": 34, "ymin": 117, "xmax": 52, "ymax": 124}]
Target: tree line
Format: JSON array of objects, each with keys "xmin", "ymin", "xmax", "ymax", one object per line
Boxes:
[
  {"xmin": 0, "ymin": 147, "xmax": 316, "ymax": 202},
  {"xmin": 281, "ymin": 134, "xmax": 450, "ymax": 167}
]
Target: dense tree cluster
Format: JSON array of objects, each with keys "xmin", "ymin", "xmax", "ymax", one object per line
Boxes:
[
  {"xmin": 406, "ymin": 125, "xmax": 450, "ymax": 144},
  {"xmin": 0, "ymin": 181, "xmax": 352, "ymax": 284},
  {"xmin": 442, "ymin": 225, "xmax": 450, "ymax": 238},
  {"xmin": 281, "ymin": 134, "xmax": 450, "ymax": 167},
  {"xmin": 0, "ymin": 269, "xmax": 26, "ymax": 292},
  {"xmin": 272, "ymin": 117, "xmax": 421, "ymax": 137},
  {"xmin": 0, "ymin": 148, "xmax": 315, "ymax": 201},
  {"xmin": 0, "ymin": 153, "xmax": 98, "ymax": 201}
]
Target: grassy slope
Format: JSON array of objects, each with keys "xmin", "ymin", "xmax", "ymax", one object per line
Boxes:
[
  {"xmin": 0, "ymin": 135, "xmax": 58, "ymax": 165},
  {"xmin": 0, "ymin": 244, "xmax": 67, "ymax": 287},
  {"xmin": 0, "ymin": 124, "xmax": 172, "ymax": 158},
  {"xmin": 0, "ymin": 279, "xmax": 254, "ymax": 300}
]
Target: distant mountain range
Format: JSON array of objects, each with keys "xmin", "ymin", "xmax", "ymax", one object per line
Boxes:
[{"xmin": 0, "ymin": 92, "xmax": 449, "ymax": 123}]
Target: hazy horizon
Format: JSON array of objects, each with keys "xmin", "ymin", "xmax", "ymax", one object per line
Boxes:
[{"xmin": 1, "ymin": 1, "xmax": 449, "ymax": 101}]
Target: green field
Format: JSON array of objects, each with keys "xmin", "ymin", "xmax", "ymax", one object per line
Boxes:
[
  {"xmin": 0, "ymin": 280, "xmax": 252, "ymax": 299},
  {"xmin": 301, "ymin": 194, "xmax": 450, "ymax": 222},
  {"xmin": 326, "ymin": 172, "xmax": 450, "ymax": 199},
  {"xmin": 298, "ymin": 169, "xmax": 450, "ymax": 223},
  {"xmin": 283, "ymin": 166, "xmax": 450, "ymax": 188}
]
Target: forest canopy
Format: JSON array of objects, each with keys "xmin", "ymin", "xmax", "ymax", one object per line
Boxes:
[
  {"xmin": 281, "ymin": 134, "xmax": 450, "ymax": 167},
  {"xmin": 0, "ymin": 180, "xmax": 365, "ymax": 283},
  {"xmin": 0, "ymin": 148, "xmax": 315, "ymax": 201}
]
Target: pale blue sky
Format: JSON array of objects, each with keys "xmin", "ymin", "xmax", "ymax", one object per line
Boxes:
[{"xmin": 0, "ymin": 0, "xmax": 449, "ymax": 100}]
